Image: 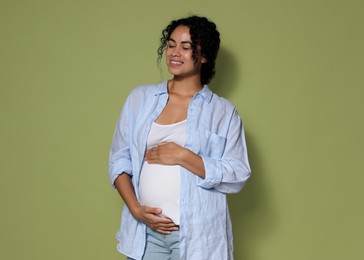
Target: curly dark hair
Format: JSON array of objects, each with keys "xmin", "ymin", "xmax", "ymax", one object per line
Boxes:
[{"xmin": 157, "ymin": 15, "xmax": 220, "ymax": 85}]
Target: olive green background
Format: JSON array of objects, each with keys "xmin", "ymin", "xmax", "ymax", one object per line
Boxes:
[{"xmin": 1, "ymin": 0, "xmax": 363, "ymax": 259}]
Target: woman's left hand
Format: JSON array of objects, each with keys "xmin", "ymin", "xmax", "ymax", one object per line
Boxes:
[{"xmin": 145, "ymin": 142, "xmax": 185, "ymax": 165}]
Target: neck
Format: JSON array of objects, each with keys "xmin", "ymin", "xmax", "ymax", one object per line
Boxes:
[{"xmin": 169, "ymin": 76, "xmax": 203, "ymax": 97}]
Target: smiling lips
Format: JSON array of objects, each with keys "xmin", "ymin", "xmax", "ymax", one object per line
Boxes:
[{"xmin": 170, "ymin": 60, "xmax": 183, "ymax": 65}]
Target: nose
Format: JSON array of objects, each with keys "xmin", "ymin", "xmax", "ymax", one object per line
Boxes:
[{"xmin": 171, "ymin": 46, "xmax": 181, "ymax": 57}]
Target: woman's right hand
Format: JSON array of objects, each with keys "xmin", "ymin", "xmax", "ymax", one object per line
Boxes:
[
  {"xmin": 132, "ymin": 205, "xmax": 179, "ymax": 234},
  {"xmin": 114, "ymin": 174, "xmax": 178, "ymax": 234}
]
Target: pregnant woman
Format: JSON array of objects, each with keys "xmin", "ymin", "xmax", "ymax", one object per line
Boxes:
[{"xmin": 109, "ymin": 15, "xmax": 251, "ymax": 260}]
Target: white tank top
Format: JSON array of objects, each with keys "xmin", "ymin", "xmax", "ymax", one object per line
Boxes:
[{"xmin": 139, "ymin": 119, "xmax": 186, "ymax": 225}]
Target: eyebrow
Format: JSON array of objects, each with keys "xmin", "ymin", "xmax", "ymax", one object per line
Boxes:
[{"xmin": 168, "ymin": 38, "xmax": 192, "ymax": 45}]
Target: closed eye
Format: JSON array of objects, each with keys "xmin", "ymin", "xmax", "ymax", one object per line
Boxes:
[{"xmin": 168, "ymin": 39, "xmax": 176, "ymax": 49}]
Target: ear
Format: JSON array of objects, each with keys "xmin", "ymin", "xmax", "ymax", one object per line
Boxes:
[{"xmin": 201, "ymin": 57, "xmax": 207, "ymax": 63}]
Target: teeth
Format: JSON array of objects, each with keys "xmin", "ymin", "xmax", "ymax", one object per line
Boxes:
[{"xmin": 171, "ymin": 61, "xmax": 182, "ymax": 65}]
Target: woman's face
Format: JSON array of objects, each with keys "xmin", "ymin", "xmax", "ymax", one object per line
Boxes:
[{"xmin": 166, "ymin": 26, "xmax": 204, "ymax": 79}]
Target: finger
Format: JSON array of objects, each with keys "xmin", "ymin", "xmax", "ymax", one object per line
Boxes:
[
  {"xmin": 142, "ymin": 209, "xmax": 176, "ymax": 225},
  {"xmin": 150, "ymin": 215, "xmax": 175, "ymax": 224},
  {"xmin": 154, "ymin": 225, "xmax": 179, "ymax": 234},
  {"xmin": 155, "ymin": 229, "xmax": 172, "ymax": 234},
  {"xmin": 157, "ymin": 142, "xmax": 168, "ymax": 146},
  {"xmin": 153, "ymin": 221, "xmax": 178, "ymax": 228},
  {"xmin": 151, "ymin": 216, "xmax": 178, "ymax": 225},
  {"xmin": 154, "ymin": 225, "xmax": 179, "ymax": 232},
  {"xmin": 145, "ymin": 150, "xmax": 158, "ymax": 160},
  {"xmin": 145, "ymin": 150, "xmax": 161, "ymax": 163},
  {"xmin": 151, "ymin": 144, "xmax": 160, "ymax": 152},
  {"xmin": 144, "ymin": 206, "xmax": 162, "ymax": 215},
  {"xmin": 145, "ymin": 158, "xmax": 160, "ymax": 165},
  {"xmin": 148, "ymin": 221, "xmax": 175, "ymax": 229}
]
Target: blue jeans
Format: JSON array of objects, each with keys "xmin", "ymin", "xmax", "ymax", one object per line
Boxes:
[{"xmin": 128, "ymin": 227, "xmax": 180, "ymax": 260}]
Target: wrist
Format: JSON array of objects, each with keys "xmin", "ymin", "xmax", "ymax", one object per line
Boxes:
[
  {"xmin": 178, "ymin": 147, "xmax": 190, "ymax": 165},
  {"xmin": 129, "ymin": 203, "xmax": 142, "ymax": 220}
]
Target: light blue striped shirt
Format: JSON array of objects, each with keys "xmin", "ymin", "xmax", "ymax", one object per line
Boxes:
[{"xmin": 109, "ymin": 80, "xmax": 251, "ymax": 260}]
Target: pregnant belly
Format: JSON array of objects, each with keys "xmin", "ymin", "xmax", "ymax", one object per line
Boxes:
[{"xmin": 138, "ymin": 162, "xmax": 180, "ymax": 224}]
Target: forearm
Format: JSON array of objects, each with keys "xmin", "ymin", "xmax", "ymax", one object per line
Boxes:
[
  {"xmin": 179, "ymin": 148, "xmax": 206, "ymax": 179},
  {"xmin": 114, "ymin": 173, "xmax": 141, "ymax": 217}
]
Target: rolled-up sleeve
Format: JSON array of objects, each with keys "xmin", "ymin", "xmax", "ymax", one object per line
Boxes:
[
  {"xmin": 108, "ymin": 96, "xmax": 133, "ymax": 188},
  {"xmin": 197, "ymin": 109, "xmax": 251, "ymax": 193}
]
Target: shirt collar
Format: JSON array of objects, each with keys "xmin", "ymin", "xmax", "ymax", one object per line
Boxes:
[
  {"xmin": 154, "ymin": 80, "xmax": 213, "ymax": 103},
  {"xmin": 197, "ymin": 85, "xmax": 213, "ymax": 103},
  {"xmin": 154, "ymin": 80, "xmax": 169, "ymax": 96}
]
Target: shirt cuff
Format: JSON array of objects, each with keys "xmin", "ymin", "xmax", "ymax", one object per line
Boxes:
[
  {"xmin": 109, "ymin": 160, "xmax": 132, "ymax": 188},
  {"xmin": 196, "ymin": 156, "xmax": 223, "ymax": 189}
]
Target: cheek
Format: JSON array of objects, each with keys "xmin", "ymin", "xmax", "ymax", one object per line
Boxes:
[
  {"xmin": 165, "ymin": 48, "xmax": 173, "ymax": 57},
  {"xmin": 183, "ymin": 52, "xmax": 193, "ymax": 61}
]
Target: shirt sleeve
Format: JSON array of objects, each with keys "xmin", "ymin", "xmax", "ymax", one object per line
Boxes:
[
  {"xmin": 108, "ymin": 95, "xmax": 133, "ymax": 188},
  {"xmin": 197, "ymin": 109, "xmax": 251, "ymax": 193}
]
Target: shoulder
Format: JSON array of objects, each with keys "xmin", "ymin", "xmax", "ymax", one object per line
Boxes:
[
  {"xmin": 200, "ymin": 85, "xmax": 237, "ymax": 112},
  {"xmin": 128, "ymin": 83, "xmax": 159, "ymax": 98},
  {"xmin": 126, "ymin": 81, "xmax": 167, "ymax": 104},
  {"xmin": 210, "ymin": 92, "xmax": 237, "ymax": 114},
  {"xmin": 208, "ymin": 91, "xmax": 244, "ymax": 127}
]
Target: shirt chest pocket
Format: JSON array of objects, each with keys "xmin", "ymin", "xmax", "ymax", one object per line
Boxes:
[{"xmin": 198, "ymin": 130, "xmax": 227, "ymax": 159}]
